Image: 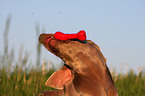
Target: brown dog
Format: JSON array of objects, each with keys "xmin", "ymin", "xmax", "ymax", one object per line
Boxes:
[{"xmin": 37, "ymin": 33, "xmax": 118, "ymax": 96}]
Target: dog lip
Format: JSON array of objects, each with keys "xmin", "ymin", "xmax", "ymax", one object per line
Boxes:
[
  {"xmin": 45, "ymin": 36, "xmax": 61, "ymax": 57},
  {"xmin": 64, "ymin": 63, "xmax": 73, "ymax": 70},
  {"xmin": 46, "ymin": 36, "xmax": 57, "ymax": 52},
  {"xmin": 46, "ymin": 36, "xmax": 53, "ymax": 41}
]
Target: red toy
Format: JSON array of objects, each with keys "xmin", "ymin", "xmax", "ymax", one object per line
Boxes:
[{"xmin": 54, "ymin": 30, "xmax": 86, "ymax": 41}]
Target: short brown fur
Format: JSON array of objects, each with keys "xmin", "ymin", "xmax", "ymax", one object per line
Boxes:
[{"xmin": 37, "ymin": 33, "xmax": 118, "ymax": 96}]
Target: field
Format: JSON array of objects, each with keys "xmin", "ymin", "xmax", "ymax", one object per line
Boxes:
[
  {"xmin": 0, "ymin": 41, "xmax": 145, "ymax": 96},
  {"xmin": 0, "ymin": 18, "xmax": 145, "ymax": 96},
  {"xmin": 0, "ymin": 61, "xmax": 145, "ymax": 96}
]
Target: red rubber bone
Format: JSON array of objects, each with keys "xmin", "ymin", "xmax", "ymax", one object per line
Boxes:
[{"xmin": 54, "ymin": 30, "xmax": 86, "ymax": 41}]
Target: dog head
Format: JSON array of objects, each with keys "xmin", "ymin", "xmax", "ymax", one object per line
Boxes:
[{"xmin": 39, "ymin": 33, "xmax": 107, "ymax": 89}]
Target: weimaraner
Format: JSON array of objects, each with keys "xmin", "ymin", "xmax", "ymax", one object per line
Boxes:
[{"xmin": 37, "ymin": 33, "xmax": 118, "ymax": 96}]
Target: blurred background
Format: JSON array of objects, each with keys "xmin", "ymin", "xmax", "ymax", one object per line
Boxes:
[
  {"xmin": 0, "ymin": 0, "xmax": 145, "ymax": 73},
  {"xmin": 0, "ymin": 0, "xmax": 145, "ymax": 96}
]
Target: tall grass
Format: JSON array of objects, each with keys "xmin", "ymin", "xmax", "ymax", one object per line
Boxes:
[
  {"xmin": 0, "ymin": 17, "xmax": 55, "ymax": 96},
  {"xmin": 35, "ymin": 24, "xmax": 41, "ymax": 67},
  {"xmin": 0, "ymin": 17, "xmax": 145, "ymax": 96}
]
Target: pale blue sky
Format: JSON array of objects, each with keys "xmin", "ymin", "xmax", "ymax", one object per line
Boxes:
[{"xmin": 0, "ymin": 0, "xmax": 145, "ymax": 73}]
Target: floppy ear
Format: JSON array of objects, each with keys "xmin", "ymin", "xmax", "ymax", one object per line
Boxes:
[
  {"xmin": 45, "ymin": 66, "xmax": 72, "ymax": 89},
  {"xmin": 87, "ymin": 40, "xmax": 107, "ymax": 62}
]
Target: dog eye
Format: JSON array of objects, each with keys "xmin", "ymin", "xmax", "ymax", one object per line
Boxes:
[{"xmin": 61, "ymin": 40, "xmax": 69, "ymax": 43}]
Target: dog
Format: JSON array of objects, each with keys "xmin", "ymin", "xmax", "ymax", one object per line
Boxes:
[{"xmin": 37, "ymin": 33, "xmax": 118, "ymax": 96}]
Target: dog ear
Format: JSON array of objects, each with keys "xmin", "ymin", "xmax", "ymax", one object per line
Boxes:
[
  {"xmin": 45, "ymin": 66, "xmax": 72, "ymax": 89},
  {"xmin": 87, "ymin": 40, "xmax": 107, "ymax": 62}
]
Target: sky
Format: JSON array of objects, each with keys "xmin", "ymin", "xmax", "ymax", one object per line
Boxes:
[{"xmin": 0, "ymin": 0, "xmax": 145, "ymax": 73}]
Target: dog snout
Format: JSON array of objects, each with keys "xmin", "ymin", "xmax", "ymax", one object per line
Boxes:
[{"xmin": 39, "ymin": 33, "xmax": 46, "ymax": 43}]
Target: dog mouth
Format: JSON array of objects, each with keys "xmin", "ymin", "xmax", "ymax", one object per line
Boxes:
[
  {"xmin": 45, "ymin": 36, "xmax": 61, "ymax": 56},
  {"xmin": 39, "ymin": 34, "xmax": 73, "ymax": 70},
  {"xmin": 46, "ymin": 37, "xmax": 56, "ymax": 52},
  {"xmin": 64, "ymin": 63, "xmax": 73, "ymax": 70}
]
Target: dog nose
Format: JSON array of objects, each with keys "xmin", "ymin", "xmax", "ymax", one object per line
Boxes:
[{"xmin": 39, "ymin": 33, "xmax": 46, "ymax": 43}]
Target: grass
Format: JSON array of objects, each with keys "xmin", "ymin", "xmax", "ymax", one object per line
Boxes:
[
  {"xmin": 0, "ymin": 17, "xmax": 145, "ymax": 96},
  {"xmin": 0, "ymin": 64, "xmax": 145, "ymax": 96},
  {"xmin": 0, "ymin": 65, "xmax": 55, "ymax": 96},
  {"xmin": 114, "ymin": 71, "xmax": 145, "ymax": 96}
]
